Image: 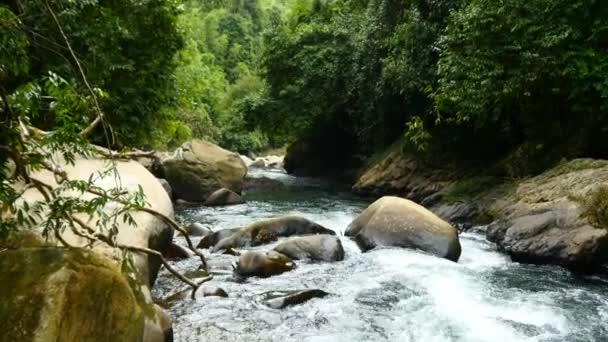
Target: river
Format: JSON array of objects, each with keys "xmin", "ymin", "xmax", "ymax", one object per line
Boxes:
[{"xmin": 153, "ymin": 169, "xmax": 608, "ymax": 342}]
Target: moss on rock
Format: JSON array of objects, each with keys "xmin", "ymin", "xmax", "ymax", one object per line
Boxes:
[{"xmin": 0, "ymin": 247, "xmax": 152, "ymax": 342}]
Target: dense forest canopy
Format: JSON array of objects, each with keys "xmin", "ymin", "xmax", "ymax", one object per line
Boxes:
[{"xmin": 2, "ymin": 0, "xmax": 608, "ymax": 173}]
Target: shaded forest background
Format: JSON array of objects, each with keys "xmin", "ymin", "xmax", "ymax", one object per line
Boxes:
[{"xmin": 3, "ymin": 0, "xmax": 608, "ymax": 176}]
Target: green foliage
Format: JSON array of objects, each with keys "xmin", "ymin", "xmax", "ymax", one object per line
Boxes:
[
  {"xmin": 0, "ymin": 6, "xmax": 29, "ymax": 79},
  {"xmin": 4, "ymin": 0, "xmax": 183, "ymax": 148},
  {"xmin": 433, "ymin": 0, "xmax": 608, "ymax": 155},
  {"xmin": 161, "ymin": 0, "xmax": 286, "ymax": 152},
  {"xmin": 579, "ymin": 186, "xmax": 608, "ymax": 229}
]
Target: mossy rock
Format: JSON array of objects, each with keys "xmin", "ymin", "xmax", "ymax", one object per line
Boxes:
[{"xmin": 0, "ymin": 247, "xmax": 155, "ymax": 342}]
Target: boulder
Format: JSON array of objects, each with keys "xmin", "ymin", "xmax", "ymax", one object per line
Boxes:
[
  {"xmin": 20, "ymin": 154, "xmax": 174, "ymax": 287},
  {"xmin": 204, "ymin": 188, "xmax": 243, "ymax": 207},
  {"xmin": 261, "ymin": 289, "xmax": 329, "ymax": 309},
  {"xmin": 164, "ymin": 242, "xmax": 193, "ymax": 260},
  {"xmin": 0, "ymin": 247, "xmax": 172, "ymax": 342},
  {"xmin": 250, "ymin": 158, "xmax": 266, "ymax": 168},
  {"xmin": 201, "ymin": 286, "xmax": 229, "ymax": 298},
  {"xmin": 161, "ymin": 140, "xmax": 247, "ymax": 202},
  {"xmin": 196, "ymin": 227, "xmax": 241, "ymax": 249},
  {"xmin": 158, "ymin": 178, "xmax": 173, "ymax": 199},
  {"xmin": 352, "ymin": 140, "xmax": 453, "ymax": 201},
  {"xmin": 250, "ymin": 156, "xmax": 285, "ymax": 170},
  {"xmin": 485, "ymin": 159, "xmax": 608, "ymax": 271},
  {"xmin": 234, "ymin": 251, "xmax": 295, "ymax": 278},
  {"xmin": 211, "ymin": 216, "xmax": 335, "ymax": 252},
  {"xmin": 345, "ymin": 196, "xmax": 462, "ymax": 261},
  {"xmin": 186, "ymin": 222, "xmax": 212, "ymax": 237},
  {"xmin": 240, "ymin": 155, "xmax": 254, "ymax": 167},
  {"xmin": 244, "ymin": 177, "xmax": 285, "ymax": 192},
  {"xmin": 274, "ymin": 235, "xmax": 344, "ymax": 262}
]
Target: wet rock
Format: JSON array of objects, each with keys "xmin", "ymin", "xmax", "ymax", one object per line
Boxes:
[
  {"xmin": 244, "ymin": 177, "xmax": 285, "ymax": 192},
  {"xmin": 431, "ymin": 202, "xmax": 478, "ymax": 225},
  {"xmin": 175, "ymin": 198, "xmax": 199, "ymax": 206},
  {"xmin": 164, "ymin": 243, "xmax": 193, "ymax": 260},
  {"xmin": 234, "ymin": 251, "xmax": 295, "ymax": 278},
  {"xmin": 161, "ymin": 139, "xmax": 247, "ymax": 202},
  {"xmin": 222, "ymin": 248, "xmax": 241, "ymax": 256},
  {"xmin": 204, "ymin": 188, "xmax": 243, "ymax": 207},
  {"xmin": 261, "ymin": 289, "xmax": 329, "ymax": 309},
  {"xmin": 201, "ymin": 286, "xmax": 228, "ymax": 298},
  {"xmin": 212, "ymin": 216, "xmax": 335, "ymax": 252},
  {"xmin": 250, "ymin": 156, "xmax": 285, "ymax": 170},
  {"xmin": 186, "ymin": 222, "xmax": 212, "ymax": 237},
  {"xmin": 196, "ymin": 228, "xmax": 241, "ymax": 249},
  {"xmin": 274, "ymin": 235, "xmax": 344, "ymax": 262},
  {"xmin": 346, "ymin": 196, "xmax": 462, "ymax": 261},
  {"xmin": 158, "ymin": 178, "xmax": 173, "ymax": 199}
]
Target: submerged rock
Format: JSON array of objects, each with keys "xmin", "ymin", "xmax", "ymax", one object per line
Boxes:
[
  {"xmin": 261, "ymin": 289, "xmax": 329, "ymax": 309},
  {"xmin": 0, "ymin": 247, "xmax": 172, "ymax": 342},
  {"xmin": 201, "ymin": 286, "xmax": 229, "ymax": 298},
  {"xmin": 346, "ymin": 196, "xmax": 462, "ymax": 261},
  {"xmin": 204, "ymin": 188, "xmax": 243, "ymax": 207},
  {"xmin": 274, "ymin": 235, "xmax": 344, "ymax": 262},
  {"xmin": 244, "ymin": 176, "xmax": 285, "ymax": 192},
  {"xmin": 211, "ymin": 216, "xmax": 335, "ymax": 252},
  {"xmin": 250, "ymin": 155, "xmax": 284, "ymax": 170},
  {"xmin": 164, "ymin": 242, "xmax": 193, "ymax": 260},
  {"xmin": 234, "ymin": 251, "xmax": 295, "ymax": 278},
  {"xmin": 161, "ymin": 139, "xmax": 247, "ymax": 202}
]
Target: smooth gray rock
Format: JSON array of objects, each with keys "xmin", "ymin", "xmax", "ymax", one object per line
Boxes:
[{"xmin": 274, "ymin": 235, "xmax": 344, "ymax": 262}]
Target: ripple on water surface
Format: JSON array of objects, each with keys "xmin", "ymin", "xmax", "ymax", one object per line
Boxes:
[{"xmin": 153, "ymin": 170, "xmax": 608, "ymax": 342}]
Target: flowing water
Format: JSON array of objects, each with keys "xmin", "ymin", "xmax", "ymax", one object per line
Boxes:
[{"xmin": 153, "ymin": 169, "xmax": 608, "ymax": 342}]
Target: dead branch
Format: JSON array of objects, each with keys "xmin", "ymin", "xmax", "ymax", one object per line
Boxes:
[
  {"xmin": 37, "ymin": 158, "xmax": 208, "ymax": 271},
  {"xmin": 70, "ymin": 216, "xmax": 211, "ymax": 299},
  {"xmin": 44, "ymin": 0, "xmax": 104, "ymax": 137}
]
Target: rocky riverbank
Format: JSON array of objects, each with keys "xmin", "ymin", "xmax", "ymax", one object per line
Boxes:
[{"xmin": 351, "ymin": 142, "xmax": 608, "ymax": 272}]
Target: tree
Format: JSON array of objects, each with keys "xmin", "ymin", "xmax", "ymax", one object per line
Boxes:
[{"xmin": 1, "ymin": 4, "xmax": 208, "ymax": 298}]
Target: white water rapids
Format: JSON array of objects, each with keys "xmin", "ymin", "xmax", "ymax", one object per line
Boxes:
[{"xmin": 153, "ymin": 169, "xmax": 608, "ymax": 342}]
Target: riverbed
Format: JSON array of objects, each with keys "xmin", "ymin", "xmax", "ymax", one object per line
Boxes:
[{"xmin": 153, "ymin": 169, "xmax": 608, "ymax": 342}]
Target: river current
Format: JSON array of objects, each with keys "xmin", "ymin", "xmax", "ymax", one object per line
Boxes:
[{"xmin": 153, "ymin": 169, "xmax": 608, "ymax": 342}]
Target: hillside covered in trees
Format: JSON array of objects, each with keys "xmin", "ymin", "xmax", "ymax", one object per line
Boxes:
[{"xmin": 4, "ymin": 0, "xmax": 607, "ymax": 174}]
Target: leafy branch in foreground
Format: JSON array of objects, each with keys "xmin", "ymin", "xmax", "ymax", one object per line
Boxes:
[{"xmin": 1, "ymin": 5, "xmax": 207, "ymax": 299}]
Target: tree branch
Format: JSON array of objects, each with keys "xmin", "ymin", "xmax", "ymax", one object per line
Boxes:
[{"xmin": 44, "ymin": 0, "xmax": 105, "ymax": 137}]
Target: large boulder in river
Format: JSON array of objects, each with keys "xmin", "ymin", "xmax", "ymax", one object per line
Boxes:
[
  {"xmin": 346, "ymin": 196, "xmax": 462, "ymax": 261},
  {"xmin": 274, "ymin": 235, "xmax": 344, "ymax": 262},
  {"xmin": 0, "ymin": 246, "xmax": 171, "ymax": 342},
  {"xmin": 161, "ymin": 140, "xmax": 247, "ymax": 202},
  {"xmin": 234, "ymin": 251, "xmax": 295, "ymax": 278},
  {"xmin": 211, "ymin": 216, "xmax": 335, "ymax": 252},
  {"xmin": 20, "ymin": 154, "xmax": 174, "ymax": 287},
  {"xmin": 204, "ymin": 188, "xmax": 243, "ymax": 207}
]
